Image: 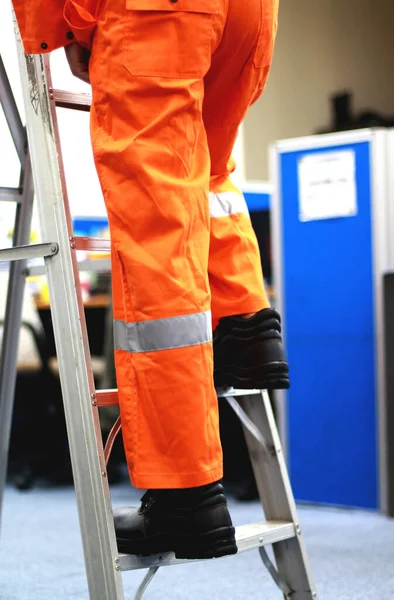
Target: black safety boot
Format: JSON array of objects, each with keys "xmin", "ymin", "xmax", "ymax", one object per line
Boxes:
[
  {"xmin": 213, "ymin": 308, "xmax": 290, "ymax": 390},
  {"xmin": 113, "ymin": 480, "xmax": 237, "ymax": 559}
]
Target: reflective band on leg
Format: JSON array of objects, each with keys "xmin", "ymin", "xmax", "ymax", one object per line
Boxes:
[
  {"xmin": 209, "ymin": 191, "xmax": 250, "ymax": 218},
  {"xmin": 114, "ymin": 310, "xmax": 212, "ymax": 353}
]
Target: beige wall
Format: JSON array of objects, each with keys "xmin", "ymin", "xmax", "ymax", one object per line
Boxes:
[{"xmin": 244, "ymin": 0, "xmax": 394, "ymax": 180}]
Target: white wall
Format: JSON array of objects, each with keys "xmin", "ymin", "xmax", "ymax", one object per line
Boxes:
[
  {"xmin": 3, "ymin": 0, "xmax": 394, "ymax": 193},
  {"xmin": 0, "ymin": 0, "xmax": 106, "ymax": 222},
  {"xmin": 244, "ymin": 0, "xmax": 394, "ymax": 180},
  {"xmin": 0, "ymin": 2, "xmax": 23, "ymax": 246}
]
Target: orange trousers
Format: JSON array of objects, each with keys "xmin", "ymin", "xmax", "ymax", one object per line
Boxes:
[{"xmin": 13, "ymin": 0, "xmax": 278, "ymax": 489}]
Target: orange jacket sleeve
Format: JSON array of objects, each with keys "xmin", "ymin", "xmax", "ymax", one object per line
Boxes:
[
  {"xmin": 12, "ymin": 0, "xmax": 73, "ymax": 54},
  {"xmin": 12, "ymin": 0, "xmax": 98, "ymax": 55}
]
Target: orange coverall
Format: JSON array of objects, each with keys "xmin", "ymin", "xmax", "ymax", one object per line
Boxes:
[{"xmin": 13, "ymin": 0, "xmax": 278, "ymax": 489}]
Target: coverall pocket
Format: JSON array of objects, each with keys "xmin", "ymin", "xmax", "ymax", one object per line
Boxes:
[{"xmin": 124, "ymin": 0, "xmax": 220, "ymax": 78}]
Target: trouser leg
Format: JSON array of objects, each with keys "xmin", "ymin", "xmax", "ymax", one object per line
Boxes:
[
  {"xmin": 203, "ymin": 0, "xmax": 279, "ymax": 328},
  {"xmin": 88, "ymin": 0, "xmax": 227, "ymax": 488}
]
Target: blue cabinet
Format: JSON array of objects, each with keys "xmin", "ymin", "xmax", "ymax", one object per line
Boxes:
[{"xmin": 271, "ymin": 130, "xmax": 390, "ymax": 510}]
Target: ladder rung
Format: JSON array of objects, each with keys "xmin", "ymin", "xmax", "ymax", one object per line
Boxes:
[
  {"xmin": 95, "ymin": 388, "xmax": 261, "ymax": 408},
  {"xmin": 96, "ymin": 390, "xmax": 118, "ymax": 407},
  {"xmin": 74, "ymin": 236, "xmax": 111, "ymax": 252},
  {"xmin": 0, "ymin": 186, "xmax": 22, "ymax": 203},
  {"xmin": 118, "ymin": 521, "xmax": 296, "ymax": 571},
  {"xmin": 53, "ymin": 89, "xmax": 91, "ymax": 112}
]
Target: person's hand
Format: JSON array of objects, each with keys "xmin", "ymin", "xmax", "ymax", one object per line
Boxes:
[{"xmin": 65, "ymin": 42, "xmax": 91, "ymax": 84}]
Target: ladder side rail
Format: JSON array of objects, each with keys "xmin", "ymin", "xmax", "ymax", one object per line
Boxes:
[
  {"xmin": 14, "ymin": 32, "xmax": 124, "ymax": 600},
  {"xmin": 239, "ymin": 392, "xmax": 317, "ymax": 599},
  {"xmin": 0, "ymin": 154, "xmax": 34, "ymax": 527},
  {"xmin": 0, "ymin": 54, "xmax": 26, "ymax": 163}
]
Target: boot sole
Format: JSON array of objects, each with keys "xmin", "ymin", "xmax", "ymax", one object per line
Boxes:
[
  {"xmin": 117, "ymin": 526, "xmax": 238, "ymax": 560},
  {"xmin": 214, "ymin": 361, "xmax": 290, "ymax": 390}
]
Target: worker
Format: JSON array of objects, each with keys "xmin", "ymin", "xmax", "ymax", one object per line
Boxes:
[{"xmin": 13, "ymin": 0, "xmax": 287, "ymax": 560}]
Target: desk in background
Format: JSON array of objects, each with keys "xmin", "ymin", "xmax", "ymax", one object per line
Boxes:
[{"xmin": 35, "ymin": 294, "xmax": 110, "ymax": 359}]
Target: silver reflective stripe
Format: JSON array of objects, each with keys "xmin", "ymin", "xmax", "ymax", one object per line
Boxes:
[
  {"xmin": 209, "ymin": 191, "xmax": 250, "ymax": 218},
  {"xmin": 114, "ymin": 310, "xmax": 212, "ymax": 353}
]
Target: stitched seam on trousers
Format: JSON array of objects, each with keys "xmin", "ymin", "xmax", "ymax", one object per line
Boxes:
[
  {"xmin": 232, "ymin": 212, "xmax": 263, "ymax": 282},
  {"xmin": 115, "ymin": 247, "xmax": 139, "ymax": 466},
  {"xmin": 211, "ymin": 1, "xmax": 228, "ymax": 54}
]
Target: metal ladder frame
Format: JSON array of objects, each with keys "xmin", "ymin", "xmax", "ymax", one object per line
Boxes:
[
  {"xmin": 0, "ymin": 26, "xmax": 317, "ymax": 600},
  {"xmin": 0, "ymin": 53, "xmax": 35, "ymax": 522}
]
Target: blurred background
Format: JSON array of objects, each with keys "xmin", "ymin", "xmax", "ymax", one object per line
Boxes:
[{"xmin": 2, "ymin": 1, "xmax": 394, "ymax": 599}]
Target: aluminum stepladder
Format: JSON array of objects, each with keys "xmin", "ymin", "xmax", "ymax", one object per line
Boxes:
[
  {"xmin": 0, "ymin": 25, "xmax": 317, "ymax": 600},
  {"xmin": 0, "ymin": 52, "xmax": 36, "ymax": 513}
]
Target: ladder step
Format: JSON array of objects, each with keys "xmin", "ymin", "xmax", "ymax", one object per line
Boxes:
[
  {"xmin": 53, "ymin": 89, "xmax": 91, "ymax": 112},
  {"xmin": 217, "ymin": 387, "xmax": 262, "ymax": 398},
  {"xmin": 74, "ymin": 236, "xmax": 111, "ymax": 252},
  {"xmin": 118, "ymin": 521, "xmax": 296, "ymax": 571}
]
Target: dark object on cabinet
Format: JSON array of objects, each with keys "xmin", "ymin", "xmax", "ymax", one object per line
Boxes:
[{"xmin": 318, "ymin": 91, "xmax": 394, "ymax": 134}]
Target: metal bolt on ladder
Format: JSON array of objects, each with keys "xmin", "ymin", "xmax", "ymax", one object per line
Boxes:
[{"xmin": 0, "ymin": 22, "xmax": 317, "ymax": 600}]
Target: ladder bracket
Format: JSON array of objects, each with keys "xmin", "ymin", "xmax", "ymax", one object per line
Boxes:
[
  {"xmin": 225, "ymin": 394, "xmax": 274, "ymax": 456},
  {"xmin": 133, "ymin": 567, "xmax": 159, "ymax": 600},
  {"xmin": 259, "ymin": 546, "xmax": 292, "ymax": 597},
  {"xmin": 0, "ymin": 242, "xmax": 59, "ymax": 263}
]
